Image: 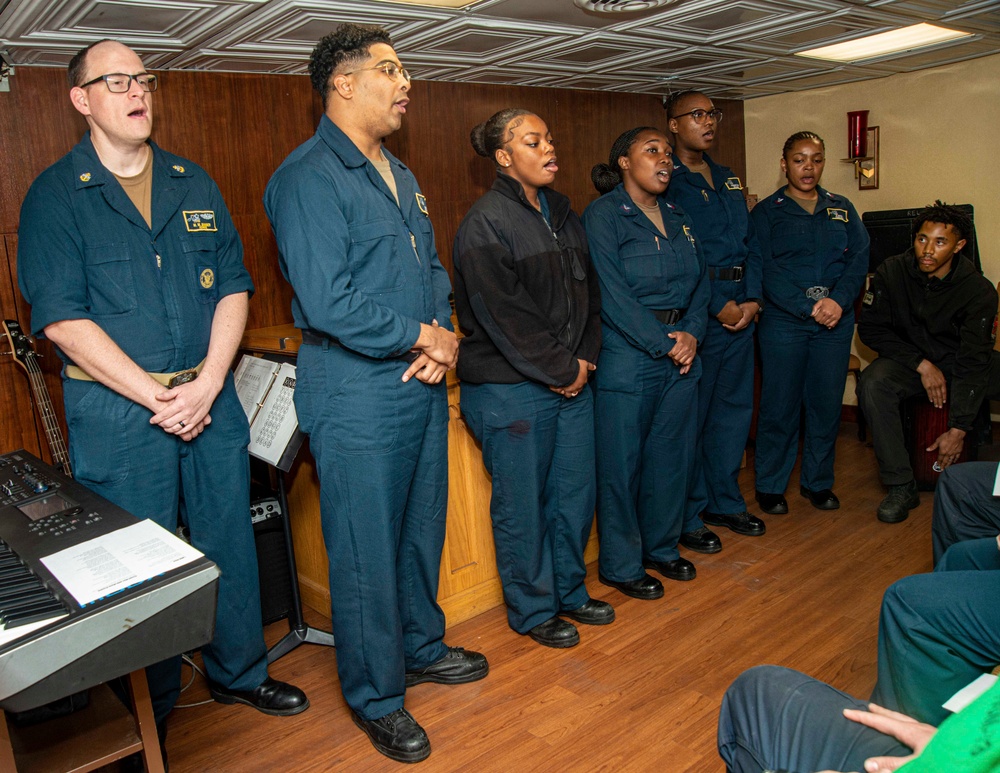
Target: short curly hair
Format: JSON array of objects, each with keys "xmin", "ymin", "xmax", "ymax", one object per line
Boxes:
[
  {"xmin": 911, "ymin": 201, "xmax": 973, "ymax": 246},
  {"xmin": 309, "ymin": 23, "xmax": 394, "ymax": 106}
]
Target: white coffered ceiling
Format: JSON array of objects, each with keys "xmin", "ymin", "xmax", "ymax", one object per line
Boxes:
[{"xmin": 2, "ymin": 0, "xmax": 999, "ymax": 98}]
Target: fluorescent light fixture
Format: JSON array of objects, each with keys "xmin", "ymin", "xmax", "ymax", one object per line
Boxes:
[
  {"xmin": 796, "ymin": 23, "xmax": 972, "ymax": 63},
  {"xmin": 368, "ymin": 0, "xmax": 482, "ymax": 7}
]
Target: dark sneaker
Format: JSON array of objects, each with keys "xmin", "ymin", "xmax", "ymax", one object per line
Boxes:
[{"xmin": 877, "ymin": 481, "xmax": 920, "ymax": 523}]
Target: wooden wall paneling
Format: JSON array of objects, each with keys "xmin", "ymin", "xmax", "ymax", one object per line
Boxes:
[{"xmin": 0, "ymin": 234, "xmax": 44, "ymax": 458}]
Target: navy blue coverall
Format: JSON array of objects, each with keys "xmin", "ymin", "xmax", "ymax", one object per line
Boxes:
[
  {"xmin": 666, "ymin": 154, "xmax": 761, "ymax": 525},
  {"xmin": 752, "ymin": 187, "xmax": 868, "ymax": 495},
  {"xmin": 583, "ymin": 185, "xmax": 709, "ymax": 582},
  {"xmin": 18, "ymin": 135, "xmax": 266, "ymax": 722},
  {"xmin": 264, "ymin": 115, "xmax": 453, "ymax": 721}
]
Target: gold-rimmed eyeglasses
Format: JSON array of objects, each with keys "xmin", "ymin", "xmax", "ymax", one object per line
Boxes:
[{"xmin": 344, "ymin": 61, "xmax": 411, "ymax": 83}]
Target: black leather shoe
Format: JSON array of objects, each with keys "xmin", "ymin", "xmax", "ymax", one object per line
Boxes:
[
  {"xmin": 599, "ymin": 573, "xmax": 664, "ymax": 600},
  {"xmin": 405, "ymin": 646, "xmax": 489, "ymax": 687},
  {"xmin": 643, "ymin": 557, "xmax": 696, "ymax": 582},
  {"xmin": 800, "ymin": 486, "xmax": 840, "ymax": 510},
  {"xmin": 527, "ymin": 617, "xmax": 580, "ymax": 648},
  {"xmin": 679, "ymin": 525, "xmax": 723, "ymax": 553},
  {"xmin": 560, "ymin": 598, "xmax": 616, "ymax": 625},
  {"xmin": 755, "ymin": 490, "xmax": 788, "ymax": 514},
  {"xmin": 208, "ymin": 677, "xmax": 309, "ymax": 716},
  {"xmin": 702, "ymin": 511, "xmax": 766, "ymax": 537},
  {"xmin": 352, "ymin": 707, "xmax": 431, "ymax": 763},
  {"xmin": 877, "ymin": 481, "xmax": 920, "ymax": 523}
]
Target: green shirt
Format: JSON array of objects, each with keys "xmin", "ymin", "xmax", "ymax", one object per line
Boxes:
[{"xmin": 898, "ymin": 680, "xmax": 1000, "ymax": 772}]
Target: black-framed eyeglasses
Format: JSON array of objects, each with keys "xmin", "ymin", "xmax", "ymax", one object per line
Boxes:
[
  {"xmin": 80, "ymin": 72, "xmax": 158, "ymax": 93},
  {"xmin": 344, "ymin": 61, "xmax": 411, "ymax": 83},
  {"xmin": 671, "ymin": 108, "xmax": 723, "ymax": 125}
]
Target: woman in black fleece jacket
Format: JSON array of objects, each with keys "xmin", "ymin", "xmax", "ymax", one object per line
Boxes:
[{"xmin": 453, "ymin": 108, "xmax": 610, "ymax": 649}]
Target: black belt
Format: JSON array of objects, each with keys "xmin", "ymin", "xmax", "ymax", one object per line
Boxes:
[
  {"xmin": 708, "ymin": 265, "xmax": 745, "ymax": 282},
  {"xmin": 805, "ymin": 286, "xmax": 830, "ymax": 300},
  {"xmin": 652, "ymin": 308, "xmax": 686, "ymax": 325},
  {"xmin": 300, "ymin": 330, "xmax": 420, "ymax": 364}
]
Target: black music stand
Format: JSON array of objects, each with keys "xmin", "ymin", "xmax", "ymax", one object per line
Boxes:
[
  {"xmin": 265, "ymin": 452, "xmax": 335, "ymax": 663},
  {"xmin": 238, "ymin": 353, "xmax": 336, "ymax": 663}
]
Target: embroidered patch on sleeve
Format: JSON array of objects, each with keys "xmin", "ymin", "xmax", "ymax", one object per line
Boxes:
[{"xmin": 415, "ymin": 193, "xmax": 428, "ymax": 215}]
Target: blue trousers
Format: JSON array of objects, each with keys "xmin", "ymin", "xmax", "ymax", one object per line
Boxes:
[
  {"xmin": 718, "ymin": 665, "xmax": 910, "ymax": 773},
  {"xmin": 295, "ymin": 343, "xmax": 449, "ymax": 720},
  {"xmin": 685, "ymin": 320, "xmax": 755, "ymax": 528},
  {"xmin": 931, "ymin": 462, "xmax": 1000, "ymax": 564},
  {"xmin": 65, "ymin": 376, "xmax": 268, "ymax": 723},
  {"xmin": 593, "ymin": 329, "xmax": 701, "ymax": 581},
  {"xmin": 460, "ymin": 381, "xmax": 594, "ymax": 633},
  {"xmin": 871, "ymin": 536, "xmax": 1000, "ymax": 725},
  {"xmin": 755, "ymin": 308, "xmax": 854, "ymax": 493}
]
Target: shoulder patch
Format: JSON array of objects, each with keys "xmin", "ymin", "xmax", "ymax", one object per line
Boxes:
[
  {"xmin": 415, "ymin": 192, "xmax": 428, "ymax": 214},
  {"xmin": 862, "ymin": 290, "xmax": 874, "ymax": 307}
]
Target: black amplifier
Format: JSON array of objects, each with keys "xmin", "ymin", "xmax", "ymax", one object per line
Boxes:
[{"xmin": 250, "ymin": 496, "xmax": 292, "ymax": 625}]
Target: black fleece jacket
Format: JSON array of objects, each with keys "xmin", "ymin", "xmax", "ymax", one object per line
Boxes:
[
  {"xmin": 858, "ymin": 250, "xmax": 998, "ymax": 430},
  {"xmin": 453, "ymin": 174, "xmax": 602, "ymax": 386}
]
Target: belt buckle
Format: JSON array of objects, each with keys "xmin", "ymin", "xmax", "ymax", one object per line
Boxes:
[
  {"xmin": 805, "ymin": 285, "xmax": 829, "ymax": 301},
  {"xmin": 168, "ymin": 369, "xmax": 198, "ymax": 388},
  {"xmin": 732, "ymin": 265, "xmax": 744, "ymax": 282}
]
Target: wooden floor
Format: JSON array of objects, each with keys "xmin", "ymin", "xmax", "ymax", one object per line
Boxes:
[{"xmin": 157, "ymin": 424, "xmax": 934, "ymax": 772}]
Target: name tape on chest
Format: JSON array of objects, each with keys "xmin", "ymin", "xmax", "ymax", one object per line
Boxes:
[
  {"xmin": 828, "ymin": 208, "xmax": 849, "ymax": 223},
  {"xmin": 724, "ymin": 177, "xmax": 743, "ymax": 191},
  {"xmin": 183, "ymin": 210, "xmax": 218, "ymax": 232}
]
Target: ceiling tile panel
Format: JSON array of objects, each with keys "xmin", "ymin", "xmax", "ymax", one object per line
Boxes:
[{"xmin": 2, "ymin": 0, "xmax": 999, "ymax": 97}]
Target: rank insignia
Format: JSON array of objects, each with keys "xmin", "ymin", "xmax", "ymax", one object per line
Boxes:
[
  {"xmin": 200, "ymin": 268, "xmax": 215, "ymax": 289},
  {"xmin": 173, "ymin": 165, "xmax": 185, "ymax": 173},
  {"xmin": 183, "ymin": 210, "xmax": 218, "ymax": 232},
  {"xmin": 415, "ymin": 193, "xmax": 428, "ymax": 214},
  {"xmin": 828, "ymin": 208, "xmax": 849, "ymax": 222},
  {"xmin": 80, "ymin": 173, "xmax": 91, "ymax": 182},
  {"xmin": 682, "ymin": 224, "xmax": 696, "ymax": 247},
  {"xmin": 724, "ymin": 177, "xmax": 743, "ymax": 191}
]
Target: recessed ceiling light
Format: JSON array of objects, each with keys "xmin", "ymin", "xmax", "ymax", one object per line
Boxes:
[
  {"xmin": 796, "ymin": 23, "xmax": 973, "ymax": 63},
  {"xmin": 368, "ymin": 0, "xmax": 482, "ymax": 8}
]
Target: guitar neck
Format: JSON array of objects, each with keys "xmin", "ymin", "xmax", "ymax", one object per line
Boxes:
[{"xmin": 25, "ymin": 362, "xmax": 72, "ymax": 477}]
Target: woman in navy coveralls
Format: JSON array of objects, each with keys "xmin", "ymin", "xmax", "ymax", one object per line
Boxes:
[
  {"xmin": 583, "ymin": 127, "xmax": 709, "ymax": 600},
  {"xmin": 752, "ymin": 132, "xmax": 869, "ymax": 515}
]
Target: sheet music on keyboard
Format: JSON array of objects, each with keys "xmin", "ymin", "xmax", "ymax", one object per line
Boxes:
[{"xmin": 40, "ymin": 519, "xmax": 205, "ymax": 606}]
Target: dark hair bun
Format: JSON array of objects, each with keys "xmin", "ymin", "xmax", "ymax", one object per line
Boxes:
[
  {"xmin": 591, "ymin": 163, "xmax": 621, "ymax": 195},
  {"xmin": 470, "ymin": 122, "xmax": 490, "ymax": 157}
]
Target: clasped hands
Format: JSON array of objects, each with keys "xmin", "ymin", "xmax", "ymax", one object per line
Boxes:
[
  {"xmin": 403, "ymin": 319, "xmax": 459, "ymax": 385},
  {"xmin": 149, "ymin": 372, "xmax": 222, "ymax": 442}
]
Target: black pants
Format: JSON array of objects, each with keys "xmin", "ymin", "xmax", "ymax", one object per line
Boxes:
[{"xmin": 858, "ymin": 353, "xmax": 1000, "ymax": 486}]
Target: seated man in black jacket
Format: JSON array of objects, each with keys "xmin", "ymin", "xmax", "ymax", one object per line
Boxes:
[{"xmin": 859, "ymin": 202, "xmax": 1000, "ymax": 523}]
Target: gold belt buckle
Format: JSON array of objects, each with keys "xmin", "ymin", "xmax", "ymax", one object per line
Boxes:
[{"xmin": 168, "ymin": 368, "xmax": 199, "ymax": 388}]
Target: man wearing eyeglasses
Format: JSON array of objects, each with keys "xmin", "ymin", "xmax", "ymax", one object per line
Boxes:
[
  {"xmin": 265, "ymin": 23, "xmax": 488, "ymax": 764},
  {"xmin": 665, "ymin": 90, "xmax": 766, "ymax": 554},
  {"xmin": 16, "ymin": 38, "xmax": 308, "ymax": 757}
]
